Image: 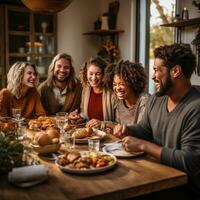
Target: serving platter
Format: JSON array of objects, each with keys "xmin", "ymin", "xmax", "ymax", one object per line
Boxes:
[
  {"xmin": 102, "ymin": 143, "xmax": 144, "ymax": 158},
  {"xmin": 55, "ymin": 151, "xmax": 117, "ymax": 174}
]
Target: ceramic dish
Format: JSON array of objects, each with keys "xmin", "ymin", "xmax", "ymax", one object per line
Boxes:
[
  {"xmin": 55, "ymin": 151, "xmax": 117, "ymax": 174},
  {"xmin": 74, "ymin": 129, "xmax": 106, "ymax": 144},
  {"xmin": 102, "ymin": 143, "xmax": 144, "ymax": 158}
]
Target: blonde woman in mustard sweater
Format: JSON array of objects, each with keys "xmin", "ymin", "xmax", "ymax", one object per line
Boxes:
[{"xmin": 0, "ymin": 61, "xmax": 45, "ymax": 119}]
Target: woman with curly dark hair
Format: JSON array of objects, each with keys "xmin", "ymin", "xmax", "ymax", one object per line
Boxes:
[
  {"xmin": 103, "ymin": 60, "xmax": 150, "ymax": 126},
  {"xmin": 69, "ymin": 57, "xmax": 118, "ymax": 129}
]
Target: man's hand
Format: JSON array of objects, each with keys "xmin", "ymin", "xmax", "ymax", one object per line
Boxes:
[
  {"xmin": 122, "ymin": 136, "xmax": 162, "ymax": 160},
  {"xmin": 122, "ymin": 136, "xmax": 145, "ymax": 152},
  {"xmin": 113, "ymin": 124, "xmax": 127, "ymax": 138}
]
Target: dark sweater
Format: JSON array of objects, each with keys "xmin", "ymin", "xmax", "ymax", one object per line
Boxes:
[{"xmin": 129, "ymin": 87, "xmax": 200, "ymax": 197}]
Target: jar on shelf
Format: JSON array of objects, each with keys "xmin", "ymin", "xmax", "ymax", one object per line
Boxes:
[{"xmin": 101, "ymin": 14, "xmax": 109, "ymax": 30}]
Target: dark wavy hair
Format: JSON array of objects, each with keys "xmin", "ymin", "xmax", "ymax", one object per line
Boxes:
[
  {"xmin": 103, "ymin": 60, "xmax": 147, "ymax": 95},
  {"xmin": 154, "ymin": 43, "xmax": 196, "ymax": 78},
  {"xmin": 79, "ymin": 56, "xmax": 108, "ymax": 87}
]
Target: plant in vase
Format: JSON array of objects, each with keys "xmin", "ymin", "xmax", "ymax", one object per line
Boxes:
[{"xmin": 97, "ymin": 41, "xmax": 120, "ymax": 63}]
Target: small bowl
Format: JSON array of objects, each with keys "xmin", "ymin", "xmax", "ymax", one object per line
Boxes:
[{"xmin": 31, "ymin": 143, "xmax": 61, "ymax": 154}]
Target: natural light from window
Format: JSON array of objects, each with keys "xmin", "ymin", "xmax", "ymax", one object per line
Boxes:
[{"xmin": 149, "ymin": 0, "xmax": 176, "ymax": 93}]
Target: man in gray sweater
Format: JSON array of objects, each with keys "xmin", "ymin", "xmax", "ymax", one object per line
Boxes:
[{"xmin": 114, "ymin": 43, "xmax": 200, "ymax": 200}]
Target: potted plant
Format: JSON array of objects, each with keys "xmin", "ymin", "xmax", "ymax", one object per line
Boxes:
[{"xmin": 0, "ymin": 134, "xmax": 24, "ymax": 173}]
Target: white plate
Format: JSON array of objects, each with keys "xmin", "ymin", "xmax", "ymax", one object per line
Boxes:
[
  {"xmin": 55, "ymin": 151, "xmax": 117, "ymax": 174},
  {"xmin": 74, "ymin": 129, "xmax": 106, "ymax": 144},
  {"xmin": 102, "ymin": 143, "xmax": 144, "ymax": 158},
  {"xmin": 10, "ymin": 177, "xmax": 47, "ymax": 188}
]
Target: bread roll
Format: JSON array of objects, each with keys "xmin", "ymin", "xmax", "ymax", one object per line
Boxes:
[
  {"xmin": 37, "ymin": 133, "xmax": 52, "ymax": 146},
  {"xmin": 46, "ymin": 127, "xmax": 60, "ymax": 139}
]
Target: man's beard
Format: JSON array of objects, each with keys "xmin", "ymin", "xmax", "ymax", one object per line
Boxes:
[
  {"xmin": 54, "ymin": 76, "xmax": 68, "ymax": 83},
  {"xmin": 155, "ymin": 75, "xmax": 173, "ymax": 97}
]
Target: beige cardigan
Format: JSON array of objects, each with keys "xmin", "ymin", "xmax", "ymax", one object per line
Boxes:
[{"xmin": 80, "ymin": 86, "xmax": 118, "ymax": 122}]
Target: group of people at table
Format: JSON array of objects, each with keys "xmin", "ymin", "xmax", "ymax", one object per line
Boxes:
[{"xmin": 0, "ymin": 43, "xmax": 199, "ymax": 200}]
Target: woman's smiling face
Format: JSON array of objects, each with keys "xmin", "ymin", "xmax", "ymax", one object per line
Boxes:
[
  {"xmin": 113, "ymin": 74, "xmax": 132, "ymax": 100},
  {"xmin": 22, "ymin": 65, "xmax": 37, "ymax": 88},
  {"xmin": 87, "ymin": 64, "xmax": 103, "ymax": 88}
]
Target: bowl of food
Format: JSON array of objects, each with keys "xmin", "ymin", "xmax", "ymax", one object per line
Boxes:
[{"xmin": 31, "ymin": 127, "xmax": 61, "ymax": 154}]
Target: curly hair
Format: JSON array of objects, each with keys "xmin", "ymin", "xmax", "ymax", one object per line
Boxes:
[
  {"xmin": 154, "ymin": 43, "xmax": 196, "ymax": 78},
  {"xmin": 79, "ymin": 57, "xmax": 107, "ymax": 87},
  {"xmin": 7, "ymin": 61, "xmax": 39, "ymax": 99},
  {"xmin": 103, "ymin": 60, "xmax": 147, "ymax": 95},
  {"xmin": 46, "ymin": 53, "xmax": 77, "ymax": 90}
]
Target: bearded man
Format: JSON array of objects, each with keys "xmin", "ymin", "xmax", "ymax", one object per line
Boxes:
[
  {"xmin": 114, "ymin": 44, "xmax": 200, "ymax": 200},
  {"xmin": 38, "ymin": 53, "xmax": 82, "ymax": 115}
]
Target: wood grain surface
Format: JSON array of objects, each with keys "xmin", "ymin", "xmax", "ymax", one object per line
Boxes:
[{"xmin": 0, "ymin": 134, "xmax": 187, "ymax": 200}]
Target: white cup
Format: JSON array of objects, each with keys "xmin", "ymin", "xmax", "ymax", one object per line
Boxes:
[{"xmin": 88, "ymin": 139, "xmax": 100, "ymax": 152}]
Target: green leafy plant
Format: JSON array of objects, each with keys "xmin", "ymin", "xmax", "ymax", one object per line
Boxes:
[{"xmin": 0, "ymin": 134, "xmax": 24, "ymax": 173}]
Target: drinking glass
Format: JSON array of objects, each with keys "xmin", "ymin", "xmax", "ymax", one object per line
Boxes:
[
  {"xmin": 12, "ymin": 108, "xmax": 21, "ymax": 121},
  {"xmin": 63, "ymin": 131, "xmax": 75, "ymax": 150},
  {"xmin": 56, "ymin": 112, "xmax": 68, "ymax": 142},
  {"xmin": 88, "ymin": 138, "xmax": 100, "ymax": 152}
]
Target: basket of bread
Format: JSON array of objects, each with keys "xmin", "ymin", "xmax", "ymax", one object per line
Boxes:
[
  {"xmin": 55, "ymin": 150, "xmax": 117, "ymax": 174},
  {"xmin": 28, "ymin": 116, "xmax": 56, "ymax": 131},
  {"xmin": 72, "ymin": 127, "xmax": 106, "ymax": 143},
  {"xmin": 31, "ymin": 127, "xmax": 61, "ymax": 154}
]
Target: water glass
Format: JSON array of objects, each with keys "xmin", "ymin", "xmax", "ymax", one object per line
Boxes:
[
  {"xmin": 17, "ymin": 122, "xmax": 27, "ymax": 141},
  {"xmin": 64, "ymin": 131, "xmax": 75, "ymax": 150},
  {"xmin": 56, "ymin": 112, "xmax": 68, "ymax": 142},
  {"xmin": 88, "ymin": 139, "xmax": 100, "ymax": 152},
  {"xmin": 12, "ymin": 108, "xmax": 21, "ymax": 120}
]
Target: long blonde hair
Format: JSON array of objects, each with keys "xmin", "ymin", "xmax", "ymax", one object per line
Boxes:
[
  {"xmin": 7, "ymin": 61, "xmax": 39, "ymax": 99},
  {"xmin": 46, "ymin": 53, "xmax": 77, "ymax": 90}
]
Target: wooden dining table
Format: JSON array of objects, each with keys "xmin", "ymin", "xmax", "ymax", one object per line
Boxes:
[{"xmin": 0, "ymin": 133, "xmax": 187, "ymax": 200}]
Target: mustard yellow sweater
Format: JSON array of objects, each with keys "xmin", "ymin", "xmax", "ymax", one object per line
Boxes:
[{"xmin": 0, "ymin": 88, "xmax": 45, "ymax": 119}]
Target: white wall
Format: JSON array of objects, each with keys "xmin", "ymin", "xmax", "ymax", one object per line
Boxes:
[{"xmin": 57, "ymin": 0, "xmax": 134, "ymax": 75}]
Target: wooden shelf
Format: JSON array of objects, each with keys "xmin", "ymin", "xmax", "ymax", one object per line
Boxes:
[
  {"xmin": 160, "ymin": 17, "xmax": 200, "ymax": 28},
  {"xmin": 83, "ymin": 29, "xmax": 124, "ymax": 36}
]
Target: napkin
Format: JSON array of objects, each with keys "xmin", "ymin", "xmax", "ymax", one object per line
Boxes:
[{"xmin": 8, "ymin": 165, "xmax": 48, "ymax": 184}]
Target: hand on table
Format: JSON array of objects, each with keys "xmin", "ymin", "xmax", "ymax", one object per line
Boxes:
[
  {"xmin": 86, "ymin": 119, "xmax": 101, "ymax": 129},
  {"xmin": 122, "ymin": 136, "xmax": 145, "ymax": 152},
  {"xmin": 113, "ymin": 124, "xmax": 127, "ymax": 138}
]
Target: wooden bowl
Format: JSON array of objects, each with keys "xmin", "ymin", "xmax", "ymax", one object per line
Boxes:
[{"xmin": 31, "ymin": 143, "xmax": 61, "ymax": 154}]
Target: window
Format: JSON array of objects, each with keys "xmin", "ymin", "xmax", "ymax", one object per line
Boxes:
[{"xmin": 136, "ymin": 0, "xmax": 176, "ymax": 93}]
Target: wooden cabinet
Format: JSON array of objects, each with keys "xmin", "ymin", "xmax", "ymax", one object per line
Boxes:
[
  {"xmin": 160, "ymin": 17, "xmax": 200, "ymax": 43},
  {"xmin": 1, "ymin": 5, "xmax": 57, "ymax": 87}
]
